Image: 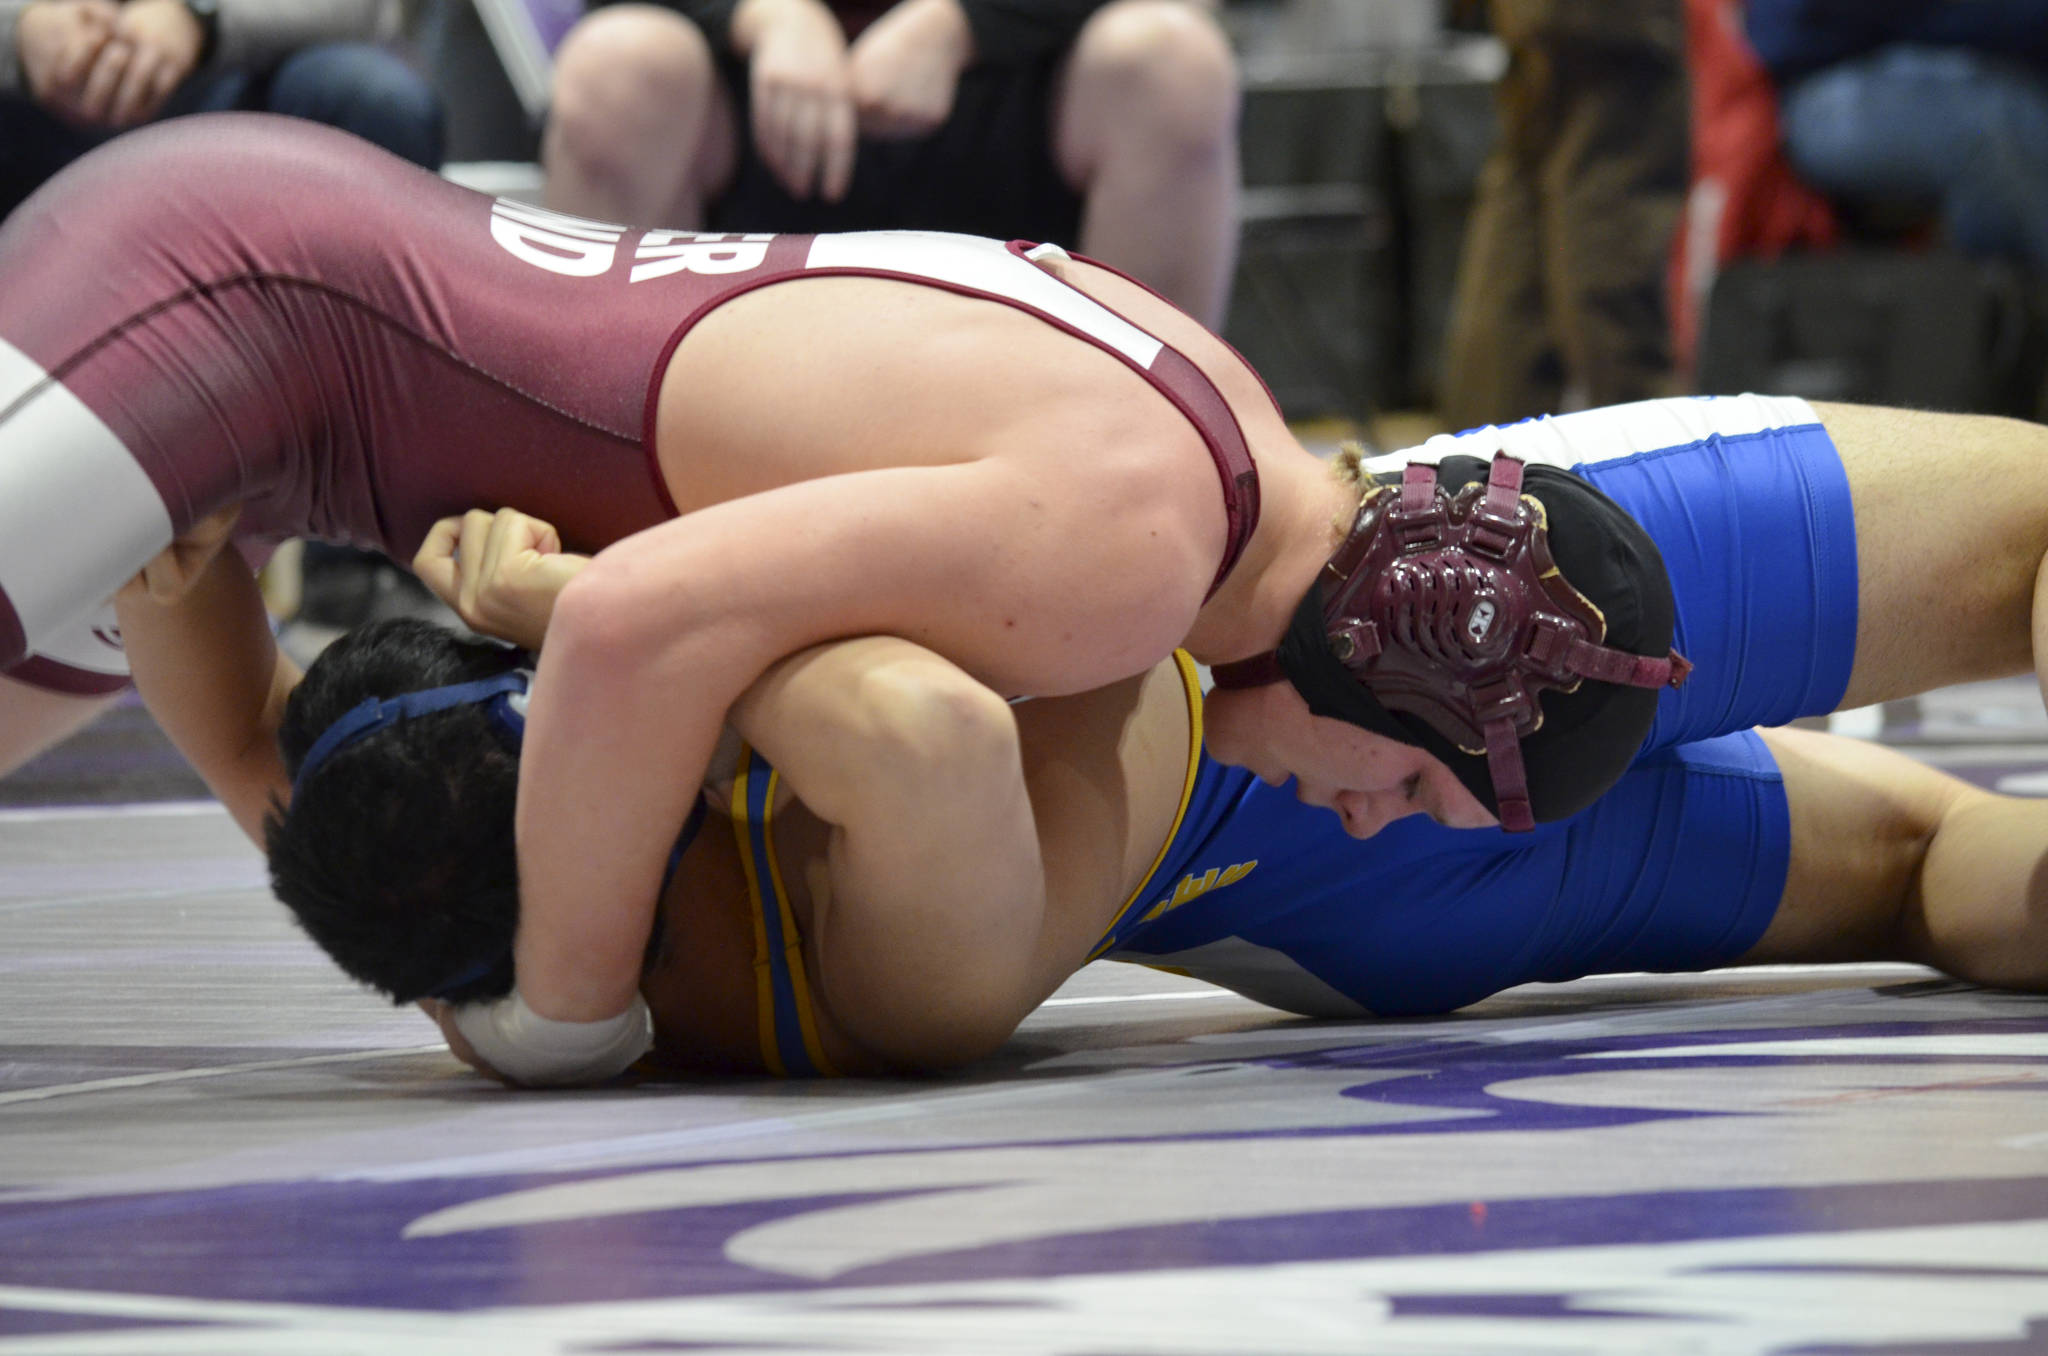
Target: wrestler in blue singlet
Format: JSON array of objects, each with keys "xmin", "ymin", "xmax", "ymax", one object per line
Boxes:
[
  {"xmin": 741, "ymin": 397, "xmax": 1845, "ymax": 1048},
  {"xmin": 741, "ymin": 654, "xmax": 1789, "ymax": 1060},
  {"xmin": 1092, "ymin": 656, "xmax": 1788, "ymax": 1019},
  {"xmin": 1366, "ymin": 393, "xmax": 1861, "ymax": 752}
]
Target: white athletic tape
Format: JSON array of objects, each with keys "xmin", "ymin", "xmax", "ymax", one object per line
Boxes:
[
  {"xmin": 0, "ymin": 339, "xmax": 172, "ymax": 651},
  {"xmin": 451, "ymin": 989, "xmax": 652, "ymax": 1087}
]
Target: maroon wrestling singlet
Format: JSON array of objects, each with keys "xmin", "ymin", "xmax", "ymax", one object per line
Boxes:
[{"xmin": 0, "ymin": 114, "xmax": 1256, "ymax": 692}]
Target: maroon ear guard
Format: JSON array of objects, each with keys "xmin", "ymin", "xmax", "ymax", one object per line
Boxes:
[{"xmin": 1212, "ymin": 453, "xmax": 1691, "ymax": 832}]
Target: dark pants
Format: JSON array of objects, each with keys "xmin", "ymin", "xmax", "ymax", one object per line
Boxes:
[
  {"xmin": 0, "ymin": 42, "xmax": 443, "ymax": 219},
  {"xmin": 1439, "ymin": 2, "xmax": 1687, "ymax": 430}
]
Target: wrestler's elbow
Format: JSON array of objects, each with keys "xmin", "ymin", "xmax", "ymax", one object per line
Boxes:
[
  {"xmin": 862, "ymin": 988, "xmax": 1033, "ymax": 1071},
  {"xmin": 545, "ymin": 559, "xmax": 733, "ymax": 686},
  {"xmin": 852, "ymin": 658, "xmax": 1017, "ymax": 783}
]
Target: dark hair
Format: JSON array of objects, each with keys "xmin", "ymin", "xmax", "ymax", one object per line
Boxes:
[{"xmin": 265, "ymin": 618, "xmax": 524, "ymax": 1005}]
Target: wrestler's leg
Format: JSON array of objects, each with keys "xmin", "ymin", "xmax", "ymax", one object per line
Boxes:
[
  {"xmin": 1737, "ymin": 726, "xmax": 2048, "ymax": 990},
  {"xmin": 0, "ymin": 674, "xmax": 116, "ymax": 776},
  {"xmin": 1818, "ymin": 401, "xmax": 2048, "ymax": 710}
]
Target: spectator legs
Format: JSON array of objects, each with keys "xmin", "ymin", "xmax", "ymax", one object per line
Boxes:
[
  {"xmin": 1052, "ymin": 0, "xmax": 1241, "ymax": 330},
  {"xmin": 542, "ymin": 5, "xmax": 735, "ymax": 227},
  {"xmin": 1781, "ymin": 45, "xmax": 2048, "ymax": 277}
]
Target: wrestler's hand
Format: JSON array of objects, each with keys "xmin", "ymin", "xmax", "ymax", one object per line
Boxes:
[
  {"xmin": 120, "ymin": 503, "xmax": 243, "ymax": 607},
  {"xmin": 16, "ymin": 0, "xmax": 119, "ymax": 119},
  {"xmin": 737, "ymin": 0, "xmax": 856, "ymax": 201},
  {"xmin": 414, "ymin": 508, "xmax": 591, "ymax": 652},
  {"xmin": 418, "ymin": 1000, "xmax": 510, "ymax": 1085},
  {"xmin": 847, "ymin": 0, "xmax": 970, "ymax": 140},
  {"xmin": 93, "ymin": 0, "xmax": 204, "ymax": 126}
]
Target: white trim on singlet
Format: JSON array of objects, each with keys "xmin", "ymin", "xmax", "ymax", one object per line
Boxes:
[
  {"xmin": 0, "ymin": 339, "xmax": 172, "ymax": 652},
  {"xmin": 1367, "ymin": 394, "xmax": 1825, "ymax": 476},
  {"xmin": 26, "ymin": 601, "xmax": 130, "ymax": 677},
  {"xmin": 802, "ymin": 232, "xmax": 1167, "ymax": 372}
]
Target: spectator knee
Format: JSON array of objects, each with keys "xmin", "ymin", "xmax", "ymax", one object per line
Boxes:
[
  {"xmin": 548, "ymin": 7, "xmax": 716, "ymax": 177},
  {"xmin": 1068, "ymin": 0, "xmax": 1240, "ymax": 158}
]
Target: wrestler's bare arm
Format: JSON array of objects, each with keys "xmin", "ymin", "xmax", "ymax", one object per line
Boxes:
[
  {"xmin": 111, "ymin": 544, "xmax": 298, "ymax": 844},
  {"xmin": 725, "ymin": 637, "xmax": 1052, "ymax": 1068},
  {"xmin": 515, "ymin": 455, "xmax": 1221, "ymax": 1025}
]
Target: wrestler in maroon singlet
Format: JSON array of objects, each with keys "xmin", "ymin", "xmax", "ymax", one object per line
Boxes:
[{"xmin": 0, "ymin": 113, "xmax": 1258, "ymax": 694}]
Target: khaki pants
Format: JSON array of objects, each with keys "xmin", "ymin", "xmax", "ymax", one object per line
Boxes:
[{"xmin": 1440, "ymin": 1, "xmax": 1688, "ymax": 429}]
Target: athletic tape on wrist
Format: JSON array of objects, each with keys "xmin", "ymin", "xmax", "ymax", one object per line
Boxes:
[{"xmin": 451, "ymin": 989, "xmax": 653, "ymax": 1087}]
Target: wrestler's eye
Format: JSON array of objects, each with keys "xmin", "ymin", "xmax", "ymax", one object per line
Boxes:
[{"xmin": 1401, "ymin": 772, "xmax": 1422, "ymax": 803}]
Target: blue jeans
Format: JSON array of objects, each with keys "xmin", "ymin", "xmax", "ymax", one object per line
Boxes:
[
  {"xmin": 1780, "ymin": 44, "xmax": 2048, "ymax": 274},
  {"xmin": 0, "ymin": 43, "xmax": 442, "ymax": 217}
]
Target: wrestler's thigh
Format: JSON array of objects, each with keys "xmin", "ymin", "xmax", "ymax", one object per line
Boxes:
[
  {"xmin": 1733, "ymin": 725, "xmax": 1964, "ymax": 967},
  {"xmin": 1818, "ymin": 401, "xmax": 2048, "ymax": 708},
  {"xmin": 0, "ymin": 672, "xmax": 117, "ymax": 777}
]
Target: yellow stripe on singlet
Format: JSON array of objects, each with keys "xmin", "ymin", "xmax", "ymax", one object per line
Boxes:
[
  {"xmin": 759, "ymin": 776, "xmax": 838, "ymax": 1077},
  {"xmin": 1086, "ymin": 650, "xmax": 1206, "ymax": 961},
  {"xmin": 729, "ymin": 757, "xmax": 785, "ymax": 1077},
  {"xmin": 730, "ymin": 748, "xmax": 840, "ymax": 1078}
]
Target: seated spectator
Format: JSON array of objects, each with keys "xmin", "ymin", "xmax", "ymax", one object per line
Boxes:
[
  {"xmin": 1748, "ymin": 0, "xmax": 2048, "ymax": 276},
  {"xmin": 541, "ymin": 0, "xmax": 1238, "ymax": 328},
  {"xmin": 1, "ymin": 0, "xmax": 443, "ymax": 218}
]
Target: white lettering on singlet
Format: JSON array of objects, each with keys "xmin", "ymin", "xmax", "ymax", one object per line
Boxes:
[
  {"xmin": 630, "ymin": 232, "xmax": 774, "ymax": 283},
  {"xmin": 804, "ymin": 232, "xmax": 1165, "ymax": 369},
  {"xmin": 489, "ymin": 200, "xmax": 626, "ymax": 277},
  {"xmin": 489, "ymin": 200, "xmax": 776, "ymax": 283}
]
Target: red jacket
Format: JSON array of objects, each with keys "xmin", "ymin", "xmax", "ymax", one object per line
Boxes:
[{"xmin": 1669, "ymin": 0, "xmax": 1839, "ymax": 372}]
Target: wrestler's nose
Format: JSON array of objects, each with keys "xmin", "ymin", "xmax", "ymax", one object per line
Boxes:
[{"xmin": 1332, "ymin": 790, "xmax": 1417, "ymax": 840}]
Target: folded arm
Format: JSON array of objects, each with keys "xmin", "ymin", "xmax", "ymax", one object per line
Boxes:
[
  {"xmin": 512, "ymin": 458, "xmax": 1214, "ymax": 1031},
  {"xmin": 728, "ymin": 636, "xmax": 1048, "ymax": 1069}
]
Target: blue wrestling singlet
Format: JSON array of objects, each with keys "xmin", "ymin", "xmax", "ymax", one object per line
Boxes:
[
  {"xmin": 733, "ymin": 647, "xmax": 1791, "ymax": 1058},
  {"xmin": 727, "ymin": 748, "xmax": 839, "ymax": 1077},
  {"xmin": 1366, "ymin": 394, "xmax": 1862, "ymax": 752},
  {"xmin": 1095, "ymin": 659, "xmax": 1792, "ymax": 1020}
]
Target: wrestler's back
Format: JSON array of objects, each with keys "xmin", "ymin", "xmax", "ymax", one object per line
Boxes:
[
  {"xmin": 0, "ymin": 114, "xmax": 691, "ymax": 564},
  {"xmin": 652, "ymin": 253, "xmax": 1296, "ymax": 514},
  {"xmin": 1, "ymin": 113, "xmax": 1307, "ymax": 685}
]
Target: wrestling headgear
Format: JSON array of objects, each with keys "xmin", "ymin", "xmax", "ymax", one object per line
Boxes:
[
  {"xmin": 288, "ymin": 665, "xmax": 701, "ymax": 1000},
  {"xmin": 291, "ymin": 670, "xmax": 533, "ymax": 800},
  {"xmin": 1211, "ymin": 453, "xmax": 1690, "ymax": 832}
]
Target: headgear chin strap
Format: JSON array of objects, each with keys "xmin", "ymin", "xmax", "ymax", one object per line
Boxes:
[
  {"xmin": 290, "ymin": 670, "xmax": 533, "ymax": 800},
  {"xmin": 1212, "ymin": 453, "xmax": 1690, "ymax": 832}
]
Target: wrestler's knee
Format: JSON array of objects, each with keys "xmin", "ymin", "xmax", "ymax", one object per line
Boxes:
[{"xmin": 1910, "ymin": 790, "xmax": 2048, "ymax": 991}]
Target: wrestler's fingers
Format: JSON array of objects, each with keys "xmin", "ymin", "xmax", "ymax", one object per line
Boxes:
[
  {"xmin": 453, "ymin": 508, "xmax": 501, "ymax": 621},
  {"xmin": 420, "ymin": 1001, "xmax": 505, "ymax": 1082},
  {"xmin": 411, "ymin": 517, "xmax": 465, "ymax": 604},
  {"xmin": 480, "ymin": 507, "xmax": 563, "ymax": 573}
]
